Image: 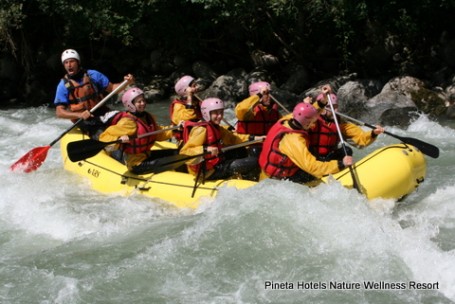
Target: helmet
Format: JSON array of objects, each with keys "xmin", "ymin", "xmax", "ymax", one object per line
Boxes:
[
  {"xmin": 122, "ymin": 87, "xmax": 144, "ymax": 112},
  {"xmin": 201, "ymin": 98, "xmax": 224, "ymax": 121},
  {"xmin": 292, "ymin": 102, "xmax": 318, "ymax": 127},
  {"xmin": 175, "ymin": 75, "xmax": 195, "ymax": 96},
  {"xmin": 316, "ymin": 93, "xmax": 338, "ymax": 105},
  {"xmin": 61, "ymin": 49, "xmax": 80, "ymax": 63},
  {"xmin": 248, "ymin": 81, "xmax": 271, "ymax": 96}
]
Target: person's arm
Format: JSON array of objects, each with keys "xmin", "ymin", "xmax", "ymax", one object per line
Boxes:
[
  {"xmin": 342, "ymin": 122, "xmax": 379, "ymax": 147},
  {"xmin": 106, "ymin": 73, "xmax": 135, "ymax": 92},
  {"xmin": 99, "ymin": 117, "xmax": 137, "ymax": 143},
  {"xmin": 171, "ymin": 102, "xmax": 199, "ymax": 125},
  {"xmin": 179, "ymin": 126, "xmax": 207, "ymax": 165},
  {"xmin": 155, "ymin": 124, "xmax": 177, "ymax": 141},
  {"xmin": 55, "ymin": 105, "xmax": 92, "ymax": 120},
  {"xmin": 235, "ymin": 95, "xmax": 261, "ymax": 120},
  {"xmin": 219, "ymin": 127, "xmax": 251, "ymax": 146},
  {"xmin": 280, "ymin": 133, "xmax": 341, "ymax": 179},
  {"xmin": 54, "ymin": 80, "xmax": 91, "ymax": 120}
]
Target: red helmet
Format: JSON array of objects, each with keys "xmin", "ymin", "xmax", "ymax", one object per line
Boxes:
[
  {"xmin": 292, "ymin": 102, "xmax": 318, "ymax": 127},
  {"xmin": 316, "ymin": 93, "xmax": 338, "ymax": 105},
  {"xmin": 201, "ymin": 98, "xmax": 224, "ymax": 121},
  {"xmin": 175, "ymin": 75, "xmax": 195, "ymax": 96},
  {"xmin": 122, "ymin": 87, "xmax": 144, "ymax": 112},
  {"xmin": 248, "ymin": 81, "xmax": 271, "ymax": 96}
]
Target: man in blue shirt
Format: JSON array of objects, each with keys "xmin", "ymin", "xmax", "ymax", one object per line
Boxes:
[{"xmin": 53, "ymin": 49, "xmax": 134, "ymax": 136}]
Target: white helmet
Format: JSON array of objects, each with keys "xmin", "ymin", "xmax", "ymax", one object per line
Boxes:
[
  {"xmin": 61, "ymin": 49, "xmax": 80, "ymax": 63},
  {"xmin": 122, "ymin": 87, "xmax": 144, "ymax": 112},
  {"xmin": 201, "ymin": 98, "xmax": 224, "ymax": 121},
  {"xmin": 175, "ymin": 75, "xmax": 195, "ymax": 96}
]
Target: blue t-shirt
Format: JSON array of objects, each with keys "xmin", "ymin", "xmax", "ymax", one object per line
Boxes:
[{"xmin": 53, "ymin": 69, "xmax": 110, "ymax": 106}]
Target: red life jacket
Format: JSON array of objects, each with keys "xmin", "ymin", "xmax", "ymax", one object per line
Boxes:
[
  {"xmin": 110, "ymin": 112, "xmax": 158, "ymax": 154},
  {"xmin": 236, "ymin": 103, "xmax": 280, "ymax": 135},
  {"xmin": 63, "ymin": 73, "xmax": 106, "ymax": 119},
  {"xmin": 308, "ymin": 117, "xmax": 339, "ymax": 157},
  {"xmin": 169, "ymin": 98, "xmax": 202, "ymax": 141},
  {"xmin": 182, "ymin": 121, "xmax": 223, "ymax": 172},
  {"xmin": 259, "ymin": 120, "xmax": 308, "ymax": 178}
]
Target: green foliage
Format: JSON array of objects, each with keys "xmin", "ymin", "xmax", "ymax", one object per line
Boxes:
[
  {"xmin": 0, "ymin": 1, "xmax": 25, "ymax": 52},
  {"xmin": 0, "ymin": 0, "xmax": 454, "ymax": 94}
]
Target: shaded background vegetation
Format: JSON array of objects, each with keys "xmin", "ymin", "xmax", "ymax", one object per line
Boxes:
[{"xmin": 1, "ymin": 0, "xmax": 454, "ymax": 106}]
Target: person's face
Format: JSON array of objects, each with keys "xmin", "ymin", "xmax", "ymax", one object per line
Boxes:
[
  {"xmin": 261, "ymin": 90, "xmax": 271, "ymax": 106},
  {"xmin": 209, "ymin": 109, "xmax": 224, "ymax": 125},
  {"xmin": 324, "ymin": 104, "xmax": 338, "ymax": 119},
  {"xmin": 63, "ymin": 58, "xmax": 80, "ymax": 76},
  {"xmin": 133, "ymin": 95, "xmax": 147, "ymax": 112},
  {"xmin": 302, "ymin": 116, "xmax": 319, "ymax": 130}
]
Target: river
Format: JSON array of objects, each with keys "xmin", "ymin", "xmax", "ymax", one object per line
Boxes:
[{"xmin": 1, "ymin": 103, "xmax": 454, "ymax": 303}]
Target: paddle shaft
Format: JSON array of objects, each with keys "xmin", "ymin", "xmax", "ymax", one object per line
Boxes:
[
  {"xmin": 269, "ymin": 94, "xmax": 291, "ymax": 114},
  {"xmin": 151, "ymin": 138, "xmax": 264, "ymax": 174},
  {"xmin": 326, "ymin": 94, "xmax": 362, "ymax": 193},
  {"xmin": 333, "ymin": 111, "xmax": 439, "ymax": 158},
  {"xmin": 102, "ymin": 125, "xmax": 180, "ymax": 146},
  {"xmin": 181, "ymin": 138, "xmax": 264, "ymax": 164},
  {"xmin": 49, "ymin": 79, "xmax": 130, "ymax": 147}
]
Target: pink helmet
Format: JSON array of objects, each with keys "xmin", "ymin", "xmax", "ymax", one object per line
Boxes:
[
  {"xmin": 201, "ymin": 98, "xmax": 224, "ymax": 121},
  {"xmin": 175, "ymin": 75, "xmax": 195, "ymax": 96},
  {"xmin": 248, "ymin": 81, "xmax": 271, "ymax": 96},
  {"xmin": 316, "ymin": 93, "xmax": 337, "ymax": 105},
  {"xmin": 292, "ymin": 102, "xmax": 318, "ymax": 127},
  {"xmin": 122, "ymin": 87, "xmax": 144, "ymax": 112}
]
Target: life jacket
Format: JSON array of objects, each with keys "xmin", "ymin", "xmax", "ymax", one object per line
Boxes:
[
  {"xmin": 169, "ymin": 98, "xmax": 202, "ymax": 141},
  {"xmin": 236, "ymin": 103, "xmax": 280, "ymax": 135},
  {"xmin": 63, "ymin": 72, "xmax": 105, "ymax": 116},
  {"xmin": 259, "ymin": 120, "xmax": 308, "ymax": 178},
  {"xmin": 182, "ymin": 121, "xmax": 223, "ymax": 172},
  {"xmin": 308, "ymin": 116, "xmax": 339, "ymax": 157},
  {"xmin": 110, "ymin": 112, "xmax": 158, "ymax": 154}
]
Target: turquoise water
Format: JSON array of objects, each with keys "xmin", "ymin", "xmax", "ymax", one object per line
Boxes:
[{"xmin": 1, "ymin": 105, "xmax": 454, "ymax": 303}]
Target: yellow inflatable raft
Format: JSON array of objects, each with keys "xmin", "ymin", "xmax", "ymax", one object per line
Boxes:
[
  {"xmin": 60, "ymin": 129, "xmax": 256, "ymax": 209},
  {"xmin": 61, "ymin": 129, "xmax": 426, "ymax": 208},
  {"xmin": 321, "ymin": 143, "xmax": 426, "ymax": 200}
]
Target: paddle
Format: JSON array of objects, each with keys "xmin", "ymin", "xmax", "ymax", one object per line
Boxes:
[
  {"xmin": 67, "ymin": 126, "xmax": 181, "ymax": 162},
  {"xmin": 333, "ymin": 111, "xmax": 440, "ymax": 159},
  {"xmin": 325, "ymin": 93, "xmax": 363, "ymax": 193},
  {"xmin": 10, "ymin": 79, "xmax": 130, "ymax": 173},
  {"xmin": 150, "ymin": 138, "xmax": 265, "ymax": 174}
]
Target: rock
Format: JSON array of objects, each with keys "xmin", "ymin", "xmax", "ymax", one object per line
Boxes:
[{"xmin": 380, "ymin": 107, "xmax": 420, "ymax": 127}]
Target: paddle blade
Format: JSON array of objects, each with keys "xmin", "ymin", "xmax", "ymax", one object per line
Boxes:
[
  {"xmin": 399, "ymin": 136, "xmax": 439, "ymax": 159},
  {"xmin": 10, "ymin": 146, "xmax": 51, "ymax": 173},
  {"xmin": 67, "ymin": 139, "xmax": 112, "ymax": 162}
]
